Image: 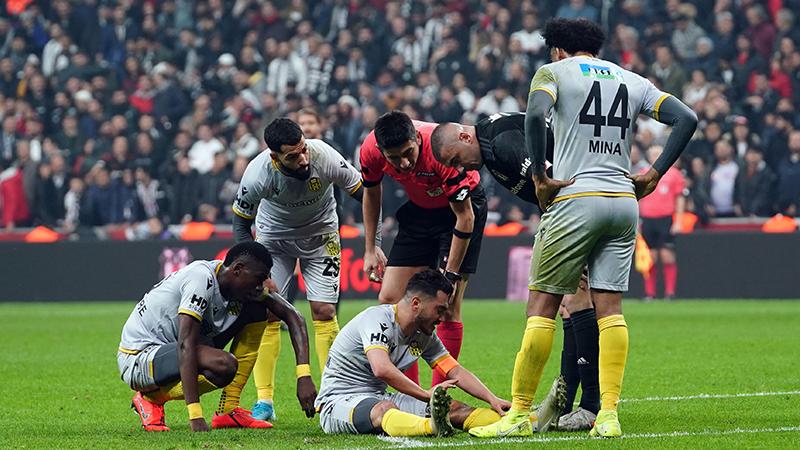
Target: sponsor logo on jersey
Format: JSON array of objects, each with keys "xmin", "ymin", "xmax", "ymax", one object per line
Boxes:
[
  {"xmin": 308, "ymin": 177, "xmax": 322, "ymax": 191},
  {"xmin": 207, "ymin": 278, "xmax": 213, "ymax": 290},
  {"xmin": 190, "ymin": 294, "xmax": 207, "ymax": 310},
  {"xmin": 426, "ymin": 187, "xmax": 444, "ymax": 197},
  {"xmin": 370, "ymin": 331, "xmax": 390, "ymax": 346},
  {"xmin": 416, "ymin": 171, "xmax": 435, "ymax": 177},
  {"xmin": 453, "ymin": 187, "xmax": 469, "ymax": 201},
  {"xmin": 580, "ymin": 63, "xmax": 616, "ymax": 80}
]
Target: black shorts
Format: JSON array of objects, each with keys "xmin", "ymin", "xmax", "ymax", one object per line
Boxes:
[
  {"xmin": 641, "ymin": 216, "xmax": 674, "ymax": 250},
  {"xmin": 387, "ymin": 187, "xmax": 487, "ymax": 274}
]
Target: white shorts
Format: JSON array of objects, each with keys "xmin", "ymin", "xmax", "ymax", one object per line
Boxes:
[
  {"xmin": 257, "ymin": 232, "xmax": 341, "ymax": 303},
  {"xmin": 319, "ymin": 392, "xmax": 429, "ymax": 434}
]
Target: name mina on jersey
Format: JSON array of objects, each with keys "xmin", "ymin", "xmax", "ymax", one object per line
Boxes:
[
  {"xmin": 315, "ymin": 304, "xmax": 450, "ymax": 406},
  {"xmin": 530, "ymin": 56, "xmax": 670, "ymax": 198},
  {"xmin": 232, "ymin": 139, "xmax": 362, "ymax": 240},
  {"xmin": 119, "ymin": 260, "xmax": 240, "ymax": 352}
]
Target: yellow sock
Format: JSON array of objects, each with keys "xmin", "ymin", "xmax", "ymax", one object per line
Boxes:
[
  {"xmin": 145, "ymin": 375, "xmax": 220, "ymax": 403},
  {"xmin": 462, "ymin": 408, "xmax": 502, "ymax": 430},
  {"xmin": 598, "ymin": 314, "xmax": 628, "ymax": 411},
  {"xmin": 380, "ymin": 408, "xmax": 433, "ymax": 436},
  {"xmin": 312, "ymin": 316, "xmax": 340, "ymax": 373},
  {"xmin": 254, "ymin": 321, "xmax": 282, "ymax": 401},
  {"xmin": 510, "ymin": 316, "xmax": 556, "ymax": 412},
  {"xmin": 216, "ymin": 320, "xmax": 265, "ymax": 414}
]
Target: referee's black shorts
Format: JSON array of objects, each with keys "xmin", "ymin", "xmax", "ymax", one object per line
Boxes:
[
  {"xmin": 387, "ymin": 187, "xmax": 487, "ymax": 274},
  {"xmin": 641, "ymin": 216, "xmax": 675, "ymax": 250}
]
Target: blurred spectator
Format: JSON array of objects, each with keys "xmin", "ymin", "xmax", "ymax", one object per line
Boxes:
[
  {"xmin": 734, "ymin": 146, "xmax": 776, "ymax": 217},
  {"xmin": 168, "ymin": 154, "xmax": 200, "ymax": 224},
  {"xmin": 187, "ymin": 124, "xmax": 224, "ymax": 174},
  {"xmin": 475, "ymin": 84, "xmax": 520, "ymax": 118},
  {"xmin": 687, "ymin": 156, "xmax": 713, "ymax": 223},
  {"xmin": 650, "ymin": 45, "xmax": 687, "ymax": 96},
  {"xmin": 744, "ymin": 5, "xmax": 777, "ymax": 61},
  {"xmin": 776, "ymin": 130, "xmax": 800, "ymax": 214},
  {"xmin": 709, "ymin": 139, "xmax": 739, "ymax": 217},
  {"xmin": 671, "ymin": 8, "xmax": 706, "ymax": 61},
  {"xmin": 556, "ymin": 0, "xmax": 599, "ymax": 22}
]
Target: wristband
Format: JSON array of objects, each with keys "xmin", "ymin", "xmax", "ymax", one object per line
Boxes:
[
  {"xmin": 296, "ymin": 364, "xmax": 312, "ymax": 378},
  {"xmin": 444, "ymin": 270, "xmax": 463, "ymax": 284},
  {"xmin": 452, "ymin": 228, "xmax": 471, "ymax": 239},
  {"xmin": 187, "ymin": 402, "xmax": 203, "ymax": 420}
]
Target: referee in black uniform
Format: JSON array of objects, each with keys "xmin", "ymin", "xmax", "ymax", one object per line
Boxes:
[{"xmin": 430, "ymin": 112, "xmax": 602, "ymax": 429}]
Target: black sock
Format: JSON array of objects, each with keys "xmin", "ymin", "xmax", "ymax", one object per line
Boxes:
[
  {"xmin": 571, "ymin": 308, "xmax": 600, "ymax": 414},
  {"xmin": 560, "ymin": 318, "xmax": 579, "ymax": 415}
]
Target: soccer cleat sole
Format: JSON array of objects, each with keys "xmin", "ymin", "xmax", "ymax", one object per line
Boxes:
[
  {"xmin": 429, "ymin": 386, "xmax": 454, "ymax": 437},
  {"xmin": 535, "ymin": 376, "xmax": 568, "ymax": 433}
]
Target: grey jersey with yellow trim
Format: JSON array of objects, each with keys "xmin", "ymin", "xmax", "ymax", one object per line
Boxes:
[
  {"xmin": 232, "ymin": 139, "xmax": 362, "ymax": 240},
  {"xmin": 119, "ymin": 260, "xmax": 240, "ymax": 352},
  {"xmin": 530, "ymin": 55, "xmax": 669, "ymax": 198},
  {"xmin": 315, "ymin": 304, "xmax": 449, "ymax": 406}
]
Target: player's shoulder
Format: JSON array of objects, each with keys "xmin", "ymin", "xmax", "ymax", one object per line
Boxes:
[
  {"xmin": 242, "ymin": 150, "xmax": 277, "ymax": 179},
  {"xmin": 412, "ymin": 120, "xmax": 439, "ymax": 138},
  {"xmin": 356, "ymin": 304, "xmax": 397, "ymax": 327},
  {"xmin": 181, "ymin": 260, "xmax": 218, "ymax": 289}
]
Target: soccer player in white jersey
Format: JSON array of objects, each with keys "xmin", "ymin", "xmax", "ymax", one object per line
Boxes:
[
  {"xmin": 470, "ymin": 18, "xmax": 697, "ymax": 438},
  {"xmin": 221, "ymin": 118, "xmax": 367, "ymax": 423},
  {"xmin": 316, "ymin": 270, "xmax": 510, "ymax": 437},
  {"xmin": 117, "ymin": 242, "xmax": 317, "ymax": 432}
]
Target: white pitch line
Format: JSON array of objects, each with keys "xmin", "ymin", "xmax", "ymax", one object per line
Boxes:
[
  {"xmin": 620, "ymin": 390, "xmax": 800, "ymax": 403},
  {"xmin": 375, "ymin": 426, "xmax": 800, "ymax": 448}
]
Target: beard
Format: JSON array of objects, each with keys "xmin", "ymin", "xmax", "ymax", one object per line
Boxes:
[{"xmin": 282, "ymin": 164, "xmax": 311, "ymax": 180}]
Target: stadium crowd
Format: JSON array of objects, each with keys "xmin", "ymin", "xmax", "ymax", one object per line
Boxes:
[{"xmin": 1, "ymin": 0, "xmax": 800, "ymax": 239}]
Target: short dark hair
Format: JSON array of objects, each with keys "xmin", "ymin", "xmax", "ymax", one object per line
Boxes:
[
  {"xmin": 430, "ymin": 123, "xmax": 453, "ymax": 163},
  {"xmin": 374, "ymin": 110, "xmax": 416, "ymax": 150},
  {"xmin": 542, "ymin": 18, "xmax": 605, "ymax": 56},
  {"xmin": 263, "ymin": 118, "xmax": 303, "ymax": 153},
  {"xmin": 405, "ymin": 269, "xmax": 454, "ymax": 301},
  {"xmin": 224, "ymin": 242, "xmax": 273, "ymax": 271}
]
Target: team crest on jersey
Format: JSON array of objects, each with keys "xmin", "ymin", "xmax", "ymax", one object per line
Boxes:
[
  {"xmin": 324, "ymin": 233, "xmax": 341, "ymax": 256},
  {"xmin": 308, "ymin": 177, "xmax": 322, "ymax": 191},
  {"xmin": 426, "ymin": 187, "xmax": 444, "ymax": 197},
  {"xmin": 409, "ymin": 341, "xmax": 422, "ymax": 357},
  {"xmin": 227, "ymin": 301, "xmax": 241, "ymax": 316}
]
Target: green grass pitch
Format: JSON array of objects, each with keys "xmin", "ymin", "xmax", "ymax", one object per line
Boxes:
[{"xmin": 1, "ymin": 299, "xmax": 799, "ymax": 449}]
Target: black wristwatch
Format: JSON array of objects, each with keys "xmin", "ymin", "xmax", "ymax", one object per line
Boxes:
[{"xmin": 444, "ymin": 270, "xmax": 463, "ymax": 284}]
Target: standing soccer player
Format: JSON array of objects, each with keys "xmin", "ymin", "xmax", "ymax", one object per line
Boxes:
[
  {"xmin": 360, "ymin": 111, "xmax": 488, "ymax": 386},
  {"xmin": 224, "ymin": 118, "xmax": 366, "ymax": 423},
  {"xmin": 431, "ymin": 113, "xmax": 598, "ymax": 430},
  {"xmin": 118, "ymin": 242, "xmax": 317, "ymax": 432},
  {"xmin": 470, "ymin": 19, "xmax": 697, "ymax": 438}
]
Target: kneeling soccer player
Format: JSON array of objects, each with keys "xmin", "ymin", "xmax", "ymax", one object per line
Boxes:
[
  {"xmin": 117, "ymin": 242, "xmax": 317, "ymax": 432},
  {"xmin": 315, "ymin": 269, "xmax": 510, "ymax": 437}
]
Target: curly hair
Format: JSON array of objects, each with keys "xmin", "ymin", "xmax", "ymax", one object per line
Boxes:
[
  {"xmin": 263, "ymin": 118, "xmax": 303, "ymax": 153},
  {"xmin": 542, "ymin": 18, "xmax": 606, "ymax": 56}
]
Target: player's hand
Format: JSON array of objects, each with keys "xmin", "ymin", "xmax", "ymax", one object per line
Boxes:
[
  {"xmin": 364, "ymin": 247, "xmax": 387, "ymax": 283},
  {"xmin": 296, "ymin": 375, "xmax": 318, "ymax": 418},
  {"xmin": 489, "ymin": 396, "xmax": 512, "ymax": 416},
  {"xmin": 532, "ymin": 174, "xmax": 574, "ymax": 211},
  {"xmin": 189, "ymin": 417, "xmax": 210, "ymax": 432},
  {"xmin": 428, "ymin": 379, "xmax": 458, "ymax": 399},
  {"xmin": 626, "ymin": 168, "xmax": 661, "ymax": 200}
]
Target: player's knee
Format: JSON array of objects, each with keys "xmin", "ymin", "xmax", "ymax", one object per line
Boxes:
[
  {"xmin": 370, "ymin": 400, "xmax": 398, "ymax": 428},
  {"xmin": 311, "ymin": 302, "xmax": 336, "ymax": 321},
  {"xmin": 216, "ymin": 352, "xmax": 238, "ymax": 385}
]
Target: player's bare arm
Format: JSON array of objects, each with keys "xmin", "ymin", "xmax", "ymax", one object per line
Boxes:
[
  {"xmin": 445, "ymin": 196, "xmax": 474, "ymax": 276},
  {"xmin": 366, "ymin": 348, "xmax": 457, "ymax": 402},
  {"xmin": 526, "ymin": 89, "xmax": 573, "ymax": 210},
  {"xmin": 627, "ymin": 96, "xmax": 697, "ymax": 199},
  {"xmin": 265, "ymin": 292, "xmax": 318, "ymax": 417},
  {"xmin": 362, "ymin": 184, "xmax": 387, "ymax": 280},
  {"xmin": 177, "ymin": 314, "xmax": 209, "ymax": 432},
  {"xmin": 446, "ymin": 365, "xmax": 511, "ymax": 416}
]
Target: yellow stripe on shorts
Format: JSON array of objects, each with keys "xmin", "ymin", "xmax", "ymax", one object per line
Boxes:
[{"xmin": 550, "ymin": 191, "xmax": 636, "ymax": 206}]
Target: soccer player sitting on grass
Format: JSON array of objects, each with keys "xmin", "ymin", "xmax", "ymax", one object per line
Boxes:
[
  {"xmin": 314, "ymin": 269, "xmax": 511, "ymax": 437},
  {"xmin": 117, "ymin": 242, "xmax": 317, "ymax": 432}
]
